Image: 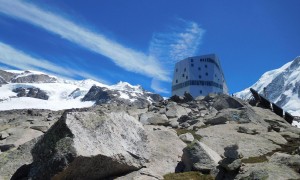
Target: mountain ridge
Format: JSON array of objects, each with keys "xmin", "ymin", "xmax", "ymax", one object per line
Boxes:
[
  {"xmin": 0, "ymin": 69, "xmax": 162, "ymax": 110},
  {"xmin": 235, "ymin": 56, "xmax": 300, "ymax": 127}
]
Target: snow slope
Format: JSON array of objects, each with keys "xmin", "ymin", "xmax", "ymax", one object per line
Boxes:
[
  {"xmin": 0, "ymin": 70, "xmax": 157, "ymax": 111},
  {"xmin": 235, "ymin": 56, "xmax": 300, "ymax": 127}
]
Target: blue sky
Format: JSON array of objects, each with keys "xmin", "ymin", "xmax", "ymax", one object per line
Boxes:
[{"xmin": 0, "ymin": 0, "xmax": 299, "ymax": 96}]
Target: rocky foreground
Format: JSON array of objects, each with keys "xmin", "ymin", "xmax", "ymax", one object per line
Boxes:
[{"xmin": 0, "ymin": 94, "xmax": 300, "ymax": 179}]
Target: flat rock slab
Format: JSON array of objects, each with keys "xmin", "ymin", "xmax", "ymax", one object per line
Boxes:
[
  {"xmin": 237, "ymin": 161, "xmax": 300, "ymax": 180},
  {"xmin": 196, "ymin": 124, "xmax": 286, "ymax": 158}
]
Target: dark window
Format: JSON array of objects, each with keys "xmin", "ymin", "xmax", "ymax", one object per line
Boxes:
[
  {"xmin": 215, "ymin": 74, "xmax": 217, "ymax": 77},
  {"xmin": 182, "ymin": 74, "xmax": 185, "ymax": 77},
  {"xmin": 198, "ymin": 67, "xmax": 201, "ymax": 71},
  {"xmin": 176, "ymin": 79, "xmax": 178, "ymax": 83},
  {"xmin": 176, "ymin": 68, "xmax": 178, "ymax": 72},
  {"xmin": 191, "ymin": 64, "xmax": 194, "ymax": 67},
  {"xmin": 184, "ymin": 68, "xmax": 186, "ymax": 72},
  {"xmin": 200, "ymin": 90, "xmax": 202, "ymax": 94},
  {"xmin": 206, "ymin": 72, "xmax": 208, "ymax": 76},
  {"xmin": 199, "ymin": 75, "xmax": 202, "ymax": 79},
  {"xmin": 205, "ymin": 64, "xmax": 207, "ymax": 68},
  {"xmin": 191, "ymin": 59, "xmax": 193, "ymax": 62},
  {"xmin": 186, "ymin": 76, "xmax": 188, "ymax": 79}
]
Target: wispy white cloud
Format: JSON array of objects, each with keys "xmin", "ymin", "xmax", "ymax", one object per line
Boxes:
[
  {"xmin": 150, "ymin": 79, "xmax": 170, "ymax": 94},
  {"xmin": 149, "ymin": 19, "xmax": 205, "ymax": 94},
  {"xmin": 0, "ymin": 0, "xmax": 205, "ymax": 94},
  {"xmin": 149, "ymin": 19, "xmax": 205, "ymax": 65},
  {"xmin": 0, "ymin": 42, "xmax": 108, "ymax": 83},
  {"xmin": 0, "ymin": 0, "xmax": 170, "ymax": 82}
]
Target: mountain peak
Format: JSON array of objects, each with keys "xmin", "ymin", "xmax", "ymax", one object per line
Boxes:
[{"xmin": 236, "ymin": 56, "xmax": 300, "ymax": 118}]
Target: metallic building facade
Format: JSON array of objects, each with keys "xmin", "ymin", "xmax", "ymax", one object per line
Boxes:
[{"xmin": 172, "ymin": 54, "xmax": 228, "ymax": 97}]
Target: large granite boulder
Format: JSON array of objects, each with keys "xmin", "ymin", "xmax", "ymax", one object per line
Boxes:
[
  {"xmin": 218, "ymin": 144, "xmax": 242, "ymax": 172},
  {"xmin": 165, "ymin": 102, "xmax": 191, "ymax": 118},
  {"xmin": 182, "ymin": 141, "xmax": 222, "ymax": 174},
  {"xmin": 117, "ymin": 125, "xmax": 186, "ymax": 179},
  {"xmin": 27, "ymin": 110, "xmax": 150, "ymax": 179},
  {"xmin": 196, "ymin": 123, "xmax": 286, "ymax": 158},
  {"xmin": 208, "ymin": 94, "xmax": 245, "ymax": 111},
  {"xmin": 204, "ymin": 107, "xmax": 262, "ymax": 125},
  {"xmin": 139, "ymin": 112, "xmax": 169, "ymax": 126}
]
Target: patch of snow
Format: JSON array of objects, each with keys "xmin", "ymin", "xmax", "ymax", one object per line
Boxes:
[
  {"xmin": 0, "ymin": 97, "xmax": 94, "ymax": 111},
  {"xmin": 111, "ymin": 81, "xmax": 143, "ymax": 93},
  {"xmin": 292, "ymin": 121, "xmax": 300, "ymax": 128},
  {"xmin": 119, "ymin": 92, "xmax": 130, "ymax": 100}
]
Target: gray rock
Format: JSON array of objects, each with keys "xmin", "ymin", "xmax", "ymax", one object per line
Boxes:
[
  {"xmin": 195, "ymin": 96, "xmax": 205, "ymax": 101},
  {"xmin": 218, "ymin": 144, "xmax": 242, "ymax": 172},
  {"xmin": 210, "ymin": 94, "xmax": 245, "ymax": 111},
  {"xmin": 127, "ymin": 108, "xmax": 148, "ymax": 120},
  {"xmin": 223, "ymin": 144, "xmax": 240, "ymax": 159},
  {"xmin": 0, "ymin": 76, "xmax": 7, "ymax": 85},
  {"xmin": 67, "ymin": 88, "xmax": 82, "ymax": 99},
  {"xmin": 165, "ymin": 103, "xmax": 190, "ymax": 118},
  {"xmin": 82, "ymin": 85, "xmax": 162, "ymax": 108},
  {"xmin": 249, "ymin": 169, "xmax": 269, "ymax": 180},
  {"xmin": 4, "ymin": 127, "xmax": 44, "ymax": 148},
  {"xmin": 181, "ymin": 122, "xmax": 190, "ymax": 128},
  {"xmin": 0, "ymin": 137, "xmax": 39, "ymax": 180},
  {"xmin": 219, "ymin": 158, "xmax": 242, "ymax": 171},
  {"xmin": 139, "ymin": 112, "xmax": 170, "ymax": 126},
  {"xmin": 179, "ymin": 133, "xmax": 194, "ymax": 143},
  {"xmin": 11, "ymin": 73, "xmax": 57, "ymax": 83},
  {"xmin": 0, "ymin": 144, "xmax": 15, "ymax": 152},
  {"xmin": 145, "ymin": 92, "xmax": 164, "ymax": 102},
  {"xmin": 169, "ymin": 119, "xmax": 179, "ymax": 128},
  {"xmin": 117, "ymin": 125, "xmax": 186, "ymax": 180},
  {"xmin": 28, "ymin": 110, "xmax": 149, "ymax": 179},
  {"xmin": 0, "ymin": 70, "xmax": 15, "ymax": 82},
  {"xmin": 196, "ymin": 124, "xmax": 285, "ymax": 158},
  {"xmin": 182, "ymin": 141, "xmax": 221, "ymax": 173},
  {"xmin": 237, "ymin": 159, "xmax": 300, "ymax": 180},
  {"xmin": 269, "ymin": 152, "xmax": 300, "ymax": 168},
  {"xmin": 237, "ymin": 126, "xmax": 258, "ymax": 135},
  {"xmin": 188, "ymin": 121, "xmax": 206, "ymax": 131},
  {"xmin": 30, "ymin": 126, "xmax": 49, "ymax": 133},
  {"xmin": 0, "ymin": 131, "xmax": 9, "ymax": 140},
  {"xmin": 12, "ymin": 87, "xmax": 49, "ymax": 100},
  {"xmin": 205, "ymin": 115, "xmax": 228, "ymax": 125},
  {"xmin": 279, "ymin": 131, "xmax": 300, "ymax": 139}
]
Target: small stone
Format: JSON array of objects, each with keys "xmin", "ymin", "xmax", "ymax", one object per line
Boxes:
[
  {"xmin": 0, "ymin": 144, "xmax": 15, "ymax": 152},
  {"xmin": 0, "ymin": 131, "xmax": 9, "ymax": 140},
  {"xmin": 170, "ymin": 121, "xmax": 179, "ymax": 128},
  {"xmin": 179, "ymin": 133, "xmax": 194, "ymax": 143},
  {"xmin": 181, "ymin": 122, "xmax": 190, "ymax": 128},
  {"xmin": 219, "ymin": 158, "xmax": 242, "ymax": 171},
  {"xmin": 30, "ymin": 126, "xmax": 49, "ymax": 133},
  {"xmin": 224, "ymin": 144, "xmax": 240, "ymax": 159}
]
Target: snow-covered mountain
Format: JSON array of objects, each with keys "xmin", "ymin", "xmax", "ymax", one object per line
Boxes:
[
  {"xmin": 0, "ymin": 70, "xmax": 162, "ymax": 110},
  {"xmin": 235, "ymin": 56, "xmax": 300, "ymax": 126}
]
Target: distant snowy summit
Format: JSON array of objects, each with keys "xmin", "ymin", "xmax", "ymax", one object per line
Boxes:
[
  {"xmin": 235, "ymin": 56, "xmax": 300, "ymax": 121},
  {"xmin": 0, "ymin": 70, "xmax": 163, "ymax": 110}
]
